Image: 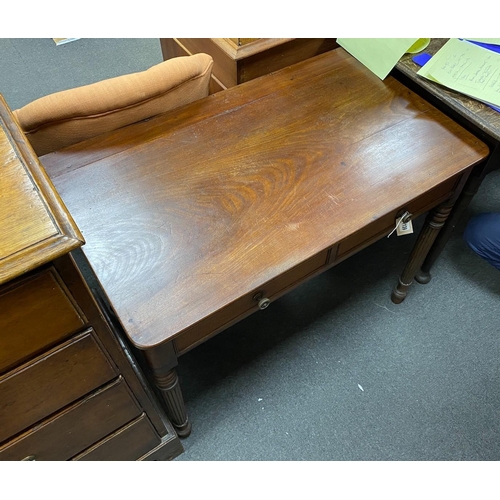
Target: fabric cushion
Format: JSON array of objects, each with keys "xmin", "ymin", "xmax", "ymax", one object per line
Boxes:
[{"xmin": 13, "ymin": 53, "xmax": 213, "ymax": 156}]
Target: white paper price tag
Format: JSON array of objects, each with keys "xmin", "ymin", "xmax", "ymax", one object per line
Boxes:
[
  {"xmin": 387, "ymin": 211, "xmax": 413, "ymax": 238},
  {"xmin": 396, "ymin": 217, "xmax": 413, "ymax": 236}
]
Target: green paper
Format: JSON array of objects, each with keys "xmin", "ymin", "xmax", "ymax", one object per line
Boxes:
[
  {"xmin": 417, "ymin": 38, "xmax": 500, "ymax": 107},
  {"xmin": 337, "ymin": 38, "xmax": 423, "ymax": 79}
]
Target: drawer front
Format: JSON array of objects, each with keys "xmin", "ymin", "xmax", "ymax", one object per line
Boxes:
[
  {"xmin": 0, "ymin": 330, "xmax": 117, "ymax": 443},
  {"xmin": 0, "ymin": 377, "xmax": 140, "ymax": 461},
  {"xmin": 239, "ymin": 38, "xmax": 339, "ymax": 83},
  {"xmin": 336, "ymin": 176, "xmax": 459, "ymax": 260},
  {"xmin": 72, "ymin": 414, "xmax": 161, "ymax": 461},
  {"xmin": 174, "ymin": 249, "xmax": 329, "ymax": 354},
  {"xmin": 0, "ymin": 268, "xmax": 86, "ymax": 374}
]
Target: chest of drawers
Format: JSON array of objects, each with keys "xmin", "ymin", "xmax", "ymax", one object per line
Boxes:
[
  {"xmin": 0, "ymin": 95, "xmax": 183, "ymax": 461},
  {"xmin": 160, "ymin": 38, "xmax": 338, "ymax": 93}
]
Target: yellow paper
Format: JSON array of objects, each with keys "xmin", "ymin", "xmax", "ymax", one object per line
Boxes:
[
  {"xmin": 407, "ymin": 38, "xmax": 431, "ymax": 54},
  {"xmin": 417, "ymin": 38, "xmax": 500, "ymax": 107},
  {"xmin": 337, "ymin": 38, "xmax": 430, "ymax": 80}
]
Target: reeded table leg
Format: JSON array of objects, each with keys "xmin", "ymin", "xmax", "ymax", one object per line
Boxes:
[
  {"xmin": 144, "ymin": 343, "xmax": 192, "ymax": 438},
  {"xmin": 153, "ymin": 368, "xmax": 192, "ymax": 438},
  {"xmin": 392, "ymin": 200, "xmax": 454, "ymax": 304}
]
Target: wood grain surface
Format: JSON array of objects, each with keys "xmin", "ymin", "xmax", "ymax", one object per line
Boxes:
[
  {"xmin": 41, "ymin": 49, "xmax": 488, "ymax": 350},
  {"xmin": 0, "ymin": 128, "xmax": 58, "ymax": 257},
  {"xmin": 0, "ymin": 95, "xmax": 83, "ymax": 285}
]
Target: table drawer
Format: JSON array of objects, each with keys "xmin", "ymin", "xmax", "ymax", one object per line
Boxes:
[
  {"xmin": 72, "ymin": 414, "xmax": 161, "ymax": 461},
  {"xmin": 0, "ymin": 329, "xmax": 117, "ymax": 443},
  {"xmin": 336, "ymin": 176, "xmax": 459, "ymax": 260},
  {"xmin": 0, "ymin": 377, "xmax": 140, "ymax": 461},
  {"xmin": 0, "ymin": 267, "xmax": 86, "ymax": 374},
  {"xmin": 174, "ymin": 249, "xmax": 329, "ymax": 354}
]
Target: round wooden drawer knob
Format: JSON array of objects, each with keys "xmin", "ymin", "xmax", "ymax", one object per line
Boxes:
[
  {"xmin": 258, "ymin": 297, "xmax": 271, "ymax": 310},
  {"xmin": 253, "ymin": 293, "xmax": 271, "ymax": 310}
]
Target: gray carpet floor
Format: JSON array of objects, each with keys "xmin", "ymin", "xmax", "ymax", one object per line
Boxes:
[{"xmin": 1, "ymin": 38, "xmax": 499, "ymax": 461}]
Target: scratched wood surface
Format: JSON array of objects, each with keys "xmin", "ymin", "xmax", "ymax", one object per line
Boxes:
[{"xmin": 41, "ymin": 49, "xmax": 488, "ymax": 350}]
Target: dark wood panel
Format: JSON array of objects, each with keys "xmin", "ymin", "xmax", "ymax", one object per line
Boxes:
[
  {"xmin": 0, "ymin": 330, "xmax": 117, "ymax": 443},
  {"xmin": 53, "ymin": 252, "xmax": 170, "ymax": 438},
  {"xmin": 73, "ymin": 414, "xmax": 160, "ymax": 461},
  {"xmin": 0, "ymin": 377, "xmax": 140, "ymax": 461},
  {"xmin": 0, "ymin": 268, "xmax": 85, "ymax": 374},
  {"xmin": 238, "ymin": 38, "xmax": 338, "ymax": 83}
]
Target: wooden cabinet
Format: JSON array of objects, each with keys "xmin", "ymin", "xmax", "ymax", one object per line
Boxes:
[
  {"xmin": 0, "ymin": 95, "xmax": 183, "ymax": 461},
  {"xmin": 160, "ymin": 38, "xmax": 338, "ymax": 93}
]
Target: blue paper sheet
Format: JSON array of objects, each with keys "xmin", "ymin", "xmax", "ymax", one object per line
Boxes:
[{"xmin": 466, "ymin": 40, "xmax": 500, "ymax": 55}]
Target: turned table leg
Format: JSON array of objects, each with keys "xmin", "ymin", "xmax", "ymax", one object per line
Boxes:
[
  {"xmin": 392, "ymin": 199, "xmax": 454, "ymax": 304},
  {"xmin": 415, "ymin": 151, "xmax": 498, "ymax": 284},
  {"xmin": 144, "ymin": 343, "xmax": 192, "ymax": 438},
  {"xmin": 414, "ymin": 173, "xmax": 484, "ymax": 284}
]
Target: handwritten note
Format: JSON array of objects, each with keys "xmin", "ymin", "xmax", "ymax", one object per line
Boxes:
[
  {"xmin": 337, "ymin": 38, "xmax": 430, "ymax": 80},
  {"xmin": 418, "ymin": 38, "xmax": 500, "ymax": 107}
]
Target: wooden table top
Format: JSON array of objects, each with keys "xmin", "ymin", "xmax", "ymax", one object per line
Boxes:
[
  {"xmin": 41, "ymin": 49, "xmax": 488, "ymax": 350},
  {"xmin": 0, "ymin": 95, "xmax": 82, "ymax": 285},
  {"xmin": 396, "ymin": 38, "xmax": 500, "ymax": 143}
]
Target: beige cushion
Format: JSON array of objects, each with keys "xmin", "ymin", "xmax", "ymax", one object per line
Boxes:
[{"xmin": 13, "ymin": 53, "xmax": 213, "ymax": 156}]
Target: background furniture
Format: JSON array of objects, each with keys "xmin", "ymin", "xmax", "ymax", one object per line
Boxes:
[
  {"xmin": 0, "ymin": 95, "xmax": 183, "ymax": 461},
  {"xmin": 394, "ymin": 38, "xmax": 500, "ymax": 282},
  {"xmin": 160, "ymin": 38, "xmax": 338, "ymax": 93},
  {"xmin": 40, "ymin": 49, "xmax": 488, "ymax": 438}
]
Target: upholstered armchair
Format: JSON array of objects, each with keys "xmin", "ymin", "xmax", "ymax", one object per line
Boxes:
[{"xmin": 13, "ymin": 53, "xmax": 213, "ymax": 156}]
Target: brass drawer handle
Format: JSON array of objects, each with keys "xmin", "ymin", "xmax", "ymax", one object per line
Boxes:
[
  {"xmin": 253, "ymin": 292, "xmax": 271, "ymax": 310},
  {"xmin": 21, "ymin": 455, "xmax": 36, "ymax": 461}
]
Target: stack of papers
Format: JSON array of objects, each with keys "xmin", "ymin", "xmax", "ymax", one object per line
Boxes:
[{"xmin": 417, "ymin": 38, "xmax": 500, "ymax": 110}]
